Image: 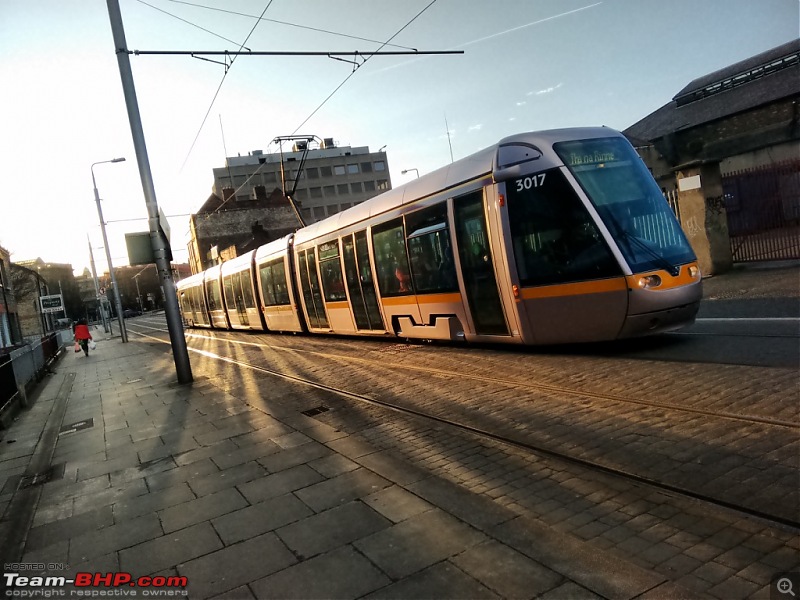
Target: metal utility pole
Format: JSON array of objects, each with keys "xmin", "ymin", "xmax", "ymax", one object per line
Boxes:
[
  {"xmin": 92, "ymin": 159, "xmax": 127, "ymax": 342},
  {"xmin": 87, "ymin": 235, "xmax": 110, "ymax": 333},
  {"xmin": 106, "ymin": 0, "xmax": 192, "ymax": 383}
]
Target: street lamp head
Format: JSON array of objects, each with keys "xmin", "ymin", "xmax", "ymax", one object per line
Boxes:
[{"xmin": 111, "ymin": 157, "xmax": 126, "ymax": 163}]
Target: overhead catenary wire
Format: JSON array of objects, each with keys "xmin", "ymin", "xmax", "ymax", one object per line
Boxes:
[
  {"xmin": 133, "ymin": 0, "xmax": 250, "ymax": 49},
  {"xmin": 207, "ymin": 0, "xmax": 446, "ymax": 216},
  {"xmin": 164, "ymin": 0, "xmax": 418, "ymax": 51},
  {"xmin": 291, "ymin": 0, "xmax": 441, "ymax": 135},
  {"xmin": 179, "ymin": 1, "xmax": 275, "ymax": 172}
]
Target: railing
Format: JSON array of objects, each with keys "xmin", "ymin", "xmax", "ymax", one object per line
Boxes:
[
  {"xmin": 0, "ymin": 332, "xmax": 66, "ymax": 421},
  {"xmin": 723, "ymin": 160, "xmax": 800, "ymax": 262},
  {"xmin": 663, "ymin": 188, "xmax": 681, "ymax": 223}
]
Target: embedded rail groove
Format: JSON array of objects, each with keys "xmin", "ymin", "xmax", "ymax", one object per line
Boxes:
[
  {"xmin": 129, "ymin": 323, "xmax": 800, "ymax": 531},
  {"xmin": 172, "ymin": 325, "xmax": 799, "ymax": 430}
]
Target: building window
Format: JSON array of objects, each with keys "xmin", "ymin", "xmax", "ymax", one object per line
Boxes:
[
  {"xmin": 347, "ymin": 164, "xmax": 359, "ymax": 174},
  {"xmin": 320, "ymin": 166, "xmax": 333, "ymax": 177},
  {"xmin": 310, "ymin": 187, "xmax": 323, "ymax": 198},
  {"xmin": 364, "ymin": 181, "xmax": 376, "ymax": 192},
  {"xmin": 306, "ymin": 167, "xmax": 319, "ymax": 179},
  {"xmin": 313, "ymin": 206, "xmax": 326, "ymax": 219},
  {"xmin": 264, "ymin": 172, "xmax": 277, "ymax": 183},
  {"xmin": 328, "ymin": 205, "xmax": 340, "ymax": 215},
  {"xmin": 295, "ymin": 188, "xmax": 308, "ymax": 200},
  {"xmin": 361, "ymin": 162, "xmax": 373, "ymax": 173},
  {"xmin": 337, "ymin": 184, "xmax": 349, "ymax": 195},
  {"xmin": 323, "ymin": 185, "xmax": 336, "ymax": 197},
  {"xmin": 377, "ymin": 179, "xmax": 389, "ymax": 190},
  {"xmin": 341, "ymin": 202, "xmax": 352, "ymax": 210},
  {"xmin": 334, "ymin": 165, "xmax": 346, "ymax": 176},
  {"xmin": 374, "ymin": 161, "xmax": 386, "ymax": 171},
  {"xmin": 351, "ymin": 182, "xmax": 363, "ymax": 193}
]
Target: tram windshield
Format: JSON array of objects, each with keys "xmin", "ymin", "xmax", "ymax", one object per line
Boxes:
[{"xmin": 555, "ymin": 137, "xmax": 696, "ymax": 274}]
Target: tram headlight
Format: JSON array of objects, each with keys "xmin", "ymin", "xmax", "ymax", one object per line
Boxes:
[
  {"xmin": 688, "ymin": 265, "xmax": 700, "ymax": 278},
  {"xmin": 637, "ymin": 274, "xmax": 662, "ymax": 289}
]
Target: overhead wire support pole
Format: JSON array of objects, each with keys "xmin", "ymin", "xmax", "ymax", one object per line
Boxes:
[
  {"xmin": 129, "ymin": 49, "xmax": 463, "ymax": 57},
  {"xmin": 106, "ymin": 0, "xmax": 193, "ymax": 384}
]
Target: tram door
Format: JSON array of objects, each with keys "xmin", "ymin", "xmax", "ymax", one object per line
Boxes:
[
  {"xmin": 342, "ymin": 231, "xmax": 385, "ymax": 331},
  {"xmin": 454, "ymin": 191, "xmax": 509, "ymax": 336},
  {"xmin": 297, "ymin": 248, "xmax": 329, "ymax": 329}
]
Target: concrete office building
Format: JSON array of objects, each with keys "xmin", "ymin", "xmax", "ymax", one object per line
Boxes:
[{"xmin": 212, "ymin": 138, "xmax": 392, "ymax": 224}]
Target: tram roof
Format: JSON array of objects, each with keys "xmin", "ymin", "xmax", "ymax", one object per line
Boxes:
[
  {"xmin": 293, "ymin": 127, "xmax": 621, "ymax": 246},
  {"xmin": 220, "ymin": 249, "xmax": 256, "ymax": 275}
]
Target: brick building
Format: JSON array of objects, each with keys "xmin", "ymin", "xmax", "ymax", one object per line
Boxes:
[{"xmin": 0, "ymin": 246, "xmax": 21, "ymax": 349}]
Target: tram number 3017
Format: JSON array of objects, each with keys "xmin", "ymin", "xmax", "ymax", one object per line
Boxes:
[{"xmin": 514, "ymin": 173, "xmax": 546, "ymax": 192}]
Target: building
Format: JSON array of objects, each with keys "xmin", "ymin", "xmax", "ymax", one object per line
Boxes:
[
  {"xmin": 14, "ymin": 259, "xmax": 82, "ymax": 322},
  {"xmin": 188, "ymin": 139, "xmax": 392, "ymax": 274},
  {"xmin": 624, "ymin": 39, "xmax": 799, "ymax": 189},
  {"xmin": 624, "ymin": 39, "xmax": 800, "ymax": 264},
  {"xmin": 9, "ymin": 263, "xmax": 53, "ymax": 339},
  {"xmin": 0, "ymin": 245, "xmax": 21, "ymax": 349}
]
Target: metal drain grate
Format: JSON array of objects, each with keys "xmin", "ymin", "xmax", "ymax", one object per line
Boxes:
[
  {"xmin": 301, "ymin": 405, "xmax": 330, "ymax": 417},
  {"xmin": 18, "ymin": 463, "xmax": 66, "ymax": 489},
  {"xmin": 59, "ymin": 418, "xmax": 94, "ymax": 435}
]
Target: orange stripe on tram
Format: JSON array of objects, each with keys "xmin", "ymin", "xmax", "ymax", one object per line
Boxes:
[{"xmin": 520, "ymin": 277, "xmax": 627, "ymax": 300}]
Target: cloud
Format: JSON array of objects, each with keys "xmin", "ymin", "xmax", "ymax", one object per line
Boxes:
[
  {"xmin": 468, "ymin": 124, "xmax": 483, "ymax": 132},
  {"xmin": 516, "ymin": 101, "xmax": 527, "ymax": 107},
  {"xmin": 528, "ymin": 82, "xmax": 564, "ymax": 96}
]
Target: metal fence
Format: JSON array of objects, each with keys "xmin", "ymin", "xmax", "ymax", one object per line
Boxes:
[
  {"xmin": 722, "ymin": 160, "xmax": 800, "ymax": 262},
  {"xmin": 0, "ymin": 332, "xmax": 66, "ymax": 419},
  {"xmin": 664, "ymin": 189, "xmax": 682, "ymax": 223}
]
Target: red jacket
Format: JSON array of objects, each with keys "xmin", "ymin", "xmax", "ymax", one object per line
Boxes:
[{"xmin": 74, "ymin": 324, "xmax": 92, "ymax": 341}]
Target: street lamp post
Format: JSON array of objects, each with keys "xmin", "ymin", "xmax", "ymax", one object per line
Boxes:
[
  {"xmin": 401, "ymin": 168, "xmax": 420, "ymax": 178},
  {"xmin": 92, "ymin": 158, "xmax": 128, "ymax": 343},
  {"xmin": 87, "ymin": 235, "xmax": 110, "ymax": 334}
]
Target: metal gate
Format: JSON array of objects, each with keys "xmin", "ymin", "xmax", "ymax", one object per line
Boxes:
[{"xmin": 722, "ymin": 161, "xmax": 800, "ymax": 262}]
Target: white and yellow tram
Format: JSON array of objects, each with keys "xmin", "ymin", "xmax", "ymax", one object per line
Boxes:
[{"xmin": 178, "ymin": 127, "xmax": 702, "ymax": 345}]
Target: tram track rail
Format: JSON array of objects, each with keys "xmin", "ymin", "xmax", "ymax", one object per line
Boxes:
[
  {"xmin": 128, "ymin": 321, "xmax": 800, "ymax": 531},
  {"xmin": 135, "ymin": 322, "xmax": 799, "ymax": 430}
]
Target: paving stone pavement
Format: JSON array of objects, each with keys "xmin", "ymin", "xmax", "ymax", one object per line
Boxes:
[{"xmin": 0, "ymin": 330, "xmax": 715, "ymax": 600}]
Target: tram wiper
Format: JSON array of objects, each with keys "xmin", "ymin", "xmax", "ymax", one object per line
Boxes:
[{"xmin": 604, "ymin": 212, "xmax": 680, "ymax": 277}]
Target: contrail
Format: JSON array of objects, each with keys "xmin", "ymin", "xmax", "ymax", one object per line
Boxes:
[
  {"xmin": 366, "ymin": 2, "xmax": 603, "ymax": 76},
  {"xmin": 459, "ymin": 3, "xmax": 604, "ymax": 48}
]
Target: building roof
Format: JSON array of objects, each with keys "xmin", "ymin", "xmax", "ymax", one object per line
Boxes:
[{"xmin": 624, "ymin": 39, "xmax": 800, "ymax": 142}]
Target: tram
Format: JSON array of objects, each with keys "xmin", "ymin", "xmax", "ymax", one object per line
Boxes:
[{"xmin": 178, "ymin": 127, "xmax": 702, "ymax": 345}]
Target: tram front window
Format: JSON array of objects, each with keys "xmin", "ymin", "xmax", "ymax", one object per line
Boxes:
[
  {"xmin": 555, "ymin": 137, "xmax": 696, "ymax": 274},
  {"xmin": 506, "ymin": 168, "xmax": 620, "ymax": 287}
]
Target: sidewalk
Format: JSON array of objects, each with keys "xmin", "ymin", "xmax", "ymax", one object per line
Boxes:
[
  {"xmin": 0, "ymin": 326, "xmax": 698, "ymax": 599},
  {"xmin": 1, "ymin": 259, "xmax": 796, "ymax": 599}
]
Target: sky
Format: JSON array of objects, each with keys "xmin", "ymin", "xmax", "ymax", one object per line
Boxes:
[{"xmin": 1, "ymin": 0, "xmax": 797, "ymax": 277}]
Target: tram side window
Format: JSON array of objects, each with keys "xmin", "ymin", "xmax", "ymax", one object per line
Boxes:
[
  {"xmin": 405, "ymin": 204, "xmax": 457, "ymax": 293},
  {"xmin": 318, "ymin": 241, "xmax": 347, "ymax": 302},
  {"xmin": 187, "ymin": 290, "xmax": 195, "ymax": 312},
  {"xmin": 192, "ymin": 285, "xmax": 205, "ymax": 313},
  {"xmin": 239, "ymin": 271, "xmax": 255, "ymax": 308},
  {"xmin": 180, "ymin": 292, "xmax": 190, "ymax": 314},
  {"xmin": 506, "ymin": 168, "xmax": 620, "ymax": 286},
  {"xmin": 259, "ymin": 259, "xmax": 291, "ymax": 306},
  {"xmin": 372, "ymin": 219, "xmax": 413, "ymax": 296},
  {"xmin": 223, "ymin": 276, "xmax": 235, "ymax": 309},
  {"xmin": 206, "ymin": 280, "xmax": 221, "ymax": 311}
]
